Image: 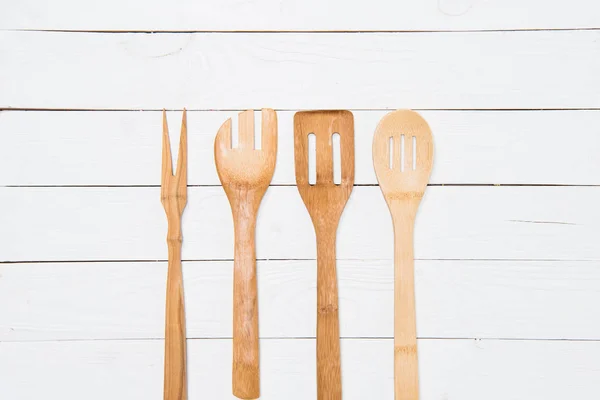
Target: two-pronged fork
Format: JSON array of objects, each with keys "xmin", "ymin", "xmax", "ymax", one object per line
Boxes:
[
  {"xmin": 161, "ymin": 109, "xmax": 188, "ymax": 400},
  {"xmin": 215, "ymin": 109, "xmax": 278, "ymax": 399},
  {"xmin": 372, "ymin": 110, "xmax": 434, "ymax": 400},
  {"xmin": 294, "ymin": 110, "xmax": 355, "ymax": 400}
]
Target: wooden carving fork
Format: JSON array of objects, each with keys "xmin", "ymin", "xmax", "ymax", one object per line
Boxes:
[{"xmin": 161, "ymin": 109, "xmax": 188, "ymax": 400}]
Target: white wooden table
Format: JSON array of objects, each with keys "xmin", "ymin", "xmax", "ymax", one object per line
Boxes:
[{"xmin": 1, "ymin": 1, "xmax": 600, "ymax": 398}]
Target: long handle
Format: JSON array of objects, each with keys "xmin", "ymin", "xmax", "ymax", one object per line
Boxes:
[
  {"xmin": 232, "ymin": 212, "xmax": 260, "ymax": 399},
  {"xmin": 393, "ymin": 218, "xmax": 419, "ymax": 400},
  {"xmin": 316, "ymin": 228, "xmax": 342, "ymax": 400},
  {"xmin": 164, "ymin": 220, "xmax": 187, "ymax": 400}
]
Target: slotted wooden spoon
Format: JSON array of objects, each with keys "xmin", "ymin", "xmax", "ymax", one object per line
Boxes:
[
  {"xmin": 161, "ymin": 109, "xmax": 188, "ymax": 400},
  {"xmin": 215, "ymin": 109, "xmax": 277, "ymax": 399},
  {"xmin": 294, "ymin": 110, "xmax": 354, "ymax": 400},
  {"xmin": 372, "ymin": 110, "xmax": 433, "ymax": 400}
]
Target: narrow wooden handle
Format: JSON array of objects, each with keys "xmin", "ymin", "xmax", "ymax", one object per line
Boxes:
[
  {"xmin": 164, "ymin": 231, "xmax": 187, "ymax": 400},
  {"xmin": 232, "ymin": 215, "xmax": 260, "ymax": 399},
  {"xmin": 316, "ymin": 230, "xmax": 342, "ymax": 400},
  {"xmin": 393, "ymin": 220, "xmax": 419, "ymax": 400}
]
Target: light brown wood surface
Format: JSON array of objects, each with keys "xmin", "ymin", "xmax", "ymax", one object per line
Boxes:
[
  {"xmin": 215, "ymin": 109, "xmax": 278, "ymax": 399},
  {"xmin": 373, "ymin": 110, "xmax": 434, "ymax": 400},
  {"xmin": 294, "ymin": 110, "xmax": 355, "ymax": 400},
  {"xmin": 161, "ymin": 110, "xmax": 189, "ymax": 400}
]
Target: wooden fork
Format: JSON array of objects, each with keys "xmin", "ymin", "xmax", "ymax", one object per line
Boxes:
[
  {"xmin": 215, "ymin": 109, "xmax": 278, "ymax": 399},
  {"xmin": 294, "ymin": 110, "xmax": 355, "ymax": 400},
  {"xmin": 161, "ymin": 109, "xmax": 188, "ymax": 400},
  {"xmin": 372, "ymin": 110, "xmax": 434, "ymax": 400}
]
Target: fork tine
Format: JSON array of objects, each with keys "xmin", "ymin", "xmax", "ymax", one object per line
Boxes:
[
  {"xmin": 261, "ymin": 108, "xmax": 277, "ymax": 154},
  {"xmin": 175, "ymin": 109, "xmax": 188, "ymax": 191},
  {"xmin": 238, "ymin": 110, "xmax": 254, "ymax": 150},
  {"xmin": 162, "ymin": 109, "xmax": 173, "ymax": 185}
]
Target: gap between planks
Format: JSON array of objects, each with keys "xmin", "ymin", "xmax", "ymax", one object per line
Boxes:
[
  {"xmin": 1, "ymin": 258, "xmax": 594, "ymax": 264},
  {"xmin": 4, "ymin": 28, "xmax": 600, "ymax": 34},
  {"xmin": 4, "ymin": 184, "xmax": 600, "ymax": 188},
  {"xmin": 4, "ymin": 108, "xmax": 600, "ymax": 112},
  {"xmin": 2, "ymin": 337, "xmax": 600, "ymax": 344}
]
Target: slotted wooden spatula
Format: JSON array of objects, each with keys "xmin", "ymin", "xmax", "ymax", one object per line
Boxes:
[
  {"xmin": 294, "ymin": 110, "xmax": 354, "ymax": 400},
  {"xmin": 372, "ymin": 110, "xmax": 433, "ymax": 400}
]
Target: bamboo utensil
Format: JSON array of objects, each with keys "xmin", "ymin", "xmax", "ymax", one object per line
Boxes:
[
  {"xmin": 161, "ymin": 109, "xmax": 189, "ymax": 400},
  {"xmin": 372, "ymin": 110, "xmax": 433, "ymax": 400},
  {"xmin": 215, "ymin": 109, "xmax": 278, "ymax": 399},
  {"xmin": 294, "ymin": 110, "xmax": 354, "ymax": 400}
]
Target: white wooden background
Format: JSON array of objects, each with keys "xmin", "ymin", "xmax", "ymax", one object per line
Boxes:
[{"xmin": 1, "ymin": 1, "xmax": 600, "ymax": 399}]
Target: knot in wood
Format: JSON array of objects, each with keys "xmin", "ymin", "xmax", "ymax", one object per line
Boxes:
[
  {"xmin": 166, "ymin": 235, "xmax": 183, "ymax": 244},
  {"xmin": 389, "ymin": 191, "xmax": 423, "ymax": 201},
  {"xmin": 394, "ymin": 344, "xmax": 417, "ymax": 355},
  {"xmin": 318, "ymin": 304, "xmax": 339, "ymax": 315}
]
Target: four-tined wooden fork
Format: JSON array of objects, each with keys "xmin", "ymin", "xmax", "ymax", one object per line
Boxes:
[{"xmin": 161, "ymin": 109, "xmax": 188, "ymax": 400}]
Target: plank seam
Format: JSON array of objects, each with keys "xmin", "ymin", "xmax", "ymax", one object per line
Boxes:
[
  {"xmin": 2, "ymin": 337, "xmax": 599, "ymax": 343},
  {"xmin": 3, "ymin": 184, "xmax": 599, "ymax": 188},
  {"xmin": 3, "ymin": 28, "xmax": 600, "ymax": 34},
  {"xmin": 1, "ymin": 258, "xmax": 595, "ymax": 264},
  {"xmin": 4, "ymin": 108, "xmax": 600, "ymax": 112}
]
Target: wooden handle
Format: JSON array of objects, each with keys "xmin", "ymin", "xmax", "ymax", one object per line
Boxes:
[
  {"xmin": 164, "ymin": 222, "xmax": 187, "ymax": 400},
  {"xmin": 393, "ymin": 215, "xmax": 419, "ymax": 400},
  {"xmin": 316, "ymin": 229, "xmax": 342, "ymax": 400},
  {"xmin": 232, "ymin": 211, "xmax": 260, "ymax": 399}
]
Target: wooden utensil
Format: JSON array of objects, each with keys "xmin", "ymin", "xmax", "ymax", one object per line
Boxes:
[
  {"xmin": 215, "ymin": 109, "xmax": 278, "ymax": 399},
  {"xmin": 372, "ymin": 110, "xmax": 433, "ymax": 400},
  {"xmin": 161, "ymin": 109, "xmax": 188, "ymax": 400},
  {"xmin": 294, "ymin": 110, "xmax": 354, "ymax": 400}
]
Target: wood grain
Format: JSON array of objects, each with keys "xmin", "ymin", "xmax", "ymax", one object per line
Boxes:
[
  {"xmin": 373, "ymin": 110, "xmax": 434, "ymax": 400},
  {"xmin": 2, "ymin": 110, "xmax": 600, "ymax": 186},
  {"xmin": 2, "ymin": 0, "xmax": 599, "ymax": 31},
  {"xmin": 215, "ymin": 109, "xmax": 278, "ymax": 399},
  {"xmin": 161, "ymin": 110, "xmax": 188, "ymax": 400},
  {"xmin": 2, "ymin": 31, "xmax": 600, "ymax": 109},
  {"xmin": 295, "ymin": 110, "xmax": 355, "ymax": 400}
]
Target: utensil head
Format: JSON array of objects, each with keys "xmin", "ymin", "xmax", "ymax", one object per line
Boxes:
[
  {"xmin": 214, "ymin": 109, "xmax": 277, "ymax": 193},
  {"xmin": 161, "ymin": 109, "xmax": 188, "ymax": 213},
  {"xmin": 372, "ymin": 110, "xmax": 433, "ymax": 205},
  {"xmin": 294, "ymin": 110, "xmax": 355, "ymax": 226}
]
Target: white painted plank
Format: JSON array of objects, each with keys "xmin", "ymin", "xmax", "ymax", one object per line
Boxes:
[
  {"xmin": 1, "ymin": 339, "xmax": 599, "ymax": 399},
  {"xmin": 2, "ymin": 0, "xmax": 599, "ymax": 31},
  {"xmin": 1, "ymin": 260, "xmax": 599, "ymax": 341},
  {"xmin": 2, "ymin": 110, "xmax": 600, "ymax": 186},
  {"xmin": 2, "ymin": 31, "xmax": 599, "ymax": 110},
  {"xmin": 0, "ymin": 186, "xmax": 596, "ymax": 262}
]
